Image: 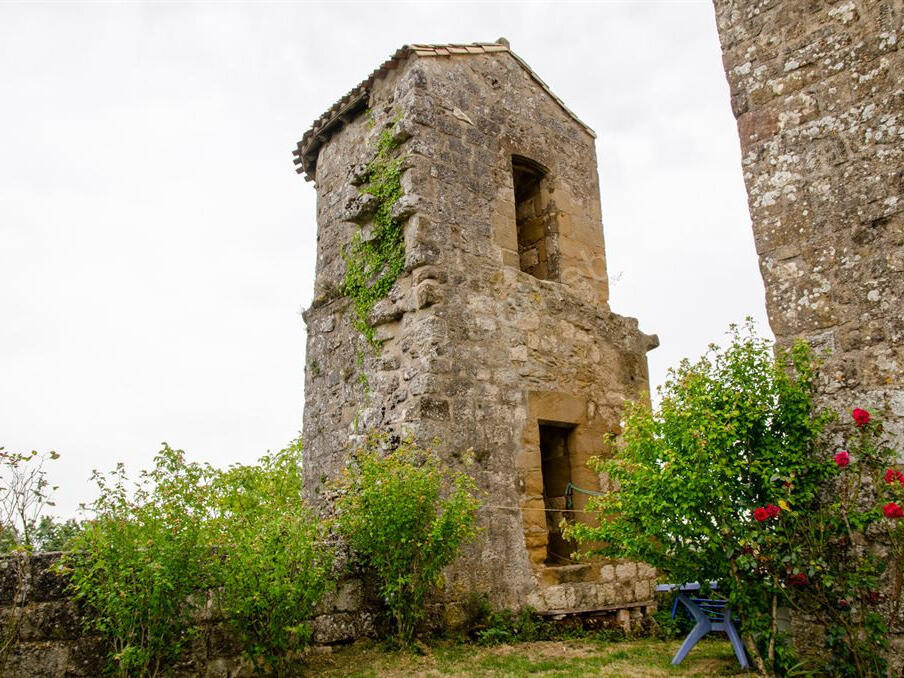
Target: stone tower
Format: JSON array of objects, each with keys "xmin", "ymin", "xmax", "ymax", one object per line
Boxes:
[
  {"xmin": 295, "ymin": 40, "xmax": 658, "ymax": 615},
  {"xmin": 713, "ymin": 1, "xmax": 904, "ymax": 450},
  {"xmin": 714, "ymin": 1, "xmax": 904, "ymax": 666}
]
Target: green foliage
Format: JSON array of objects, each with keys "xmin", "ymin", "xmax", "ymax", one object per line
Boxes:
[
  {"xmin": 64, "ymin": 439, "xmax": 333, "ymax": 676},
  {"xmin": 336, "ymin": 432, "xmax": 480, "ymax": 644},
  {"xmin": 565, "ymin": 321, "xmax": 830, "ymax": 674},
  {"xmin": 32, "ymin": 515, "xmax": 82, "ymax": 551},
  {"xmin": 341, "ymin": 122, "xmax": 406, "ymax": 345},
  {"xmin": 64, "ymin": 445, "xmax": 215, "ymax": 677},
  {"xmin": 567, "ymin": 320, "xmax": 904, "ymax": 676},
  {"xmin": 472, "ymin": 607, "xmax": 546, "ymax": 646},
  {"xmin": 209, "ymin": 438, "xmax": 332, "ymax": 675},
  {"xmin": 650, "ymin": 596, "xmax": 693, "ymax": 641}
]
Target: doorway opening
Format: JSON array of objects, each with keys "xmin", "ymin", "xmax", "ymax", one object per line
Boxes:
[{"xmin": 539, "ymin": 422, "xmax": 578, "ymax": 564}]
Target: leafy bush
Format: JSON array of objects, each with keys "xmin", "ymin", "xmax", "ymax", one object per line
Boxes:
[
  {"xmin": 65, "ymin": 440, "xmax": 333, "ymax": 676},
  {"xmin": 32, "ymin": 515, "xmax": 82, "ymax": 551},
  {"xmin": 567, "ymin": 321, "xmax": 904, "ymax": 675},
  {"xmin": 65, "ymin": 445, "xmax": 216, "ymax": 677},
  {"xmin": 565, "ymin": 322, "xmax": 831, "ymax": 674},
  {"xmin": 209, "ymin": 438, "xmax": 332, "ymax": 675},
  {"xmin": 336, "ymin": 432, "xmax": 480, "ymax": 644},
  {"xmin": 650, "ymin": 595, "xmax": 694, "ymax": 641}
]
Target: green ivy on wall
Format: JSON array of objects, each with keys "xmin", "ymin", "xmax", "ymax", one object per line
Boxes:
[{"xmin": 342, "ymin": 120, "xmax": 406, "ymax": 346}]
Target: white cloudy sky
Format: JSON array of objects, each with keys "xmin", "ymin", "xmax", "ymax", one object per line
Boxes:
[{"xmin": 0, "ymin": 1, "xmax": 768, "ymax": 518}]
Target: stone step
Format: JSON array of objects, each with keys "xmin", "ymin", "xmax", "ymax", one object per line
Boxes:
[{"xmin": 539, "ymin": 562, "xmax": 596, "ymax": 586}]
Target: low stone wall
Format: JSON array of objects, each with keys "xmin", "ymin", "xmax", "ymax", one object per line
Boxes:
[
  {"xmin": 0, "ymin": 553, "xmax": 377, "ymax": 678},
  {"xmin": 1, "ymin": 552, "xmax": 661, "ymax": 676}
]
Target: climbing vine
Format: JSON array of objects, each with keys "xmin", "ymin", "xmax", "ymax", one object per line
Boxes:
[{"xmin": 342, "ymin": 120, "xmax": 406, "ymax": 345}]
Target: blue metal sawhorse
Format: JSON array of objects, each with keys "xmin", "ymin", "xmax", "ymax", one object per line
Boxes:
[{"xmin": 655, "ymin": 582, "xmax": 749, "ymax": 670}]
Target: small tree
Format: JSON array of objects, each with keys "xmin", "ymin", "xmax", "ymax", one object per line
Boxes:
[
  {"xmin": 209, "ymin": 438, "xmax": 332, "ymax": 676},
  {"xmin": 0, "ymin": 448, "xmax": 61, "ymax": 550},
  {"xmin": 336, "ymin": 432, "xmax": 480, "ymax": 644},
  {"xmin": 565, "ymin": 322, "xmax": 831, "ymax": 674},
  {"xmin": 0, "ymin": 448, "xmax": 66, "ymax": 671}
]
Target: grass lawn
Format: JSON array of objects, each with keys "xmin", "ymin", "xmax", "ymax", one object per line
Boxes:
[{"xmin": 305, "ymin": 637, "xmax": 755, "ymax": 677}]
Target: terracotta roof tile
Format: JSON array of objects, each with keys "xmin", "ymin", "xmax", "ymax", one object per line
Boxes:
[{"xmin": 293, "ymin": 40, "xmax": 595, "ymax": 181}]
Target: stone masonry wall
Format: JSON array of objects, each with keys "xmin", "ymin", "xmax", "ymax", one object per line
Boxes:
[
  {"xmin": 0, "ymin": 553, "xmax": 376, "ymax": 678},
  {"xmin": 713, "ymin": 0, "xmax": 904, "ymax": 446},
  {"xmin": 713, "ymin": 0, "xmax": 904, "ymax": 667},
  {"xmin": 302, "ymin": 49, "xmax": 658, "ymax": 620}
]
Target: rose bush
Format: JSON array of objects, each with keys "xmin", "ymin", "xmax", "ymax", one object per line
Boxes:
[{"xmin": 777, "ymin": 407, "xmax": 904, "ymax": 677}]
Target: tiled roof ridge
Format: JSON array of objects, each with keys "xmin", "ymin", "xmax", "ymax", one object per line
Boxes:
[{"xmin": 292, "ymin": 39, "xmax": 595, "ymax": 181}]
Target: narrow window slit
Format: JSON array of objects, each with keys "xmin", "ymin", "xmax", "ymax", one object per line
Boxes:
[{"xmin": 512, "ymin": 156, "xmax": 557, "ymax": 281}]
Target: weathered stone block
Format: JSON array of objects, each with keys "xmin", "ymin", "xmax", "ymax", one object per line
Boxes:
[{"xmin": 615, "ymin": 562, "xmax": 637, "ymax": 582}]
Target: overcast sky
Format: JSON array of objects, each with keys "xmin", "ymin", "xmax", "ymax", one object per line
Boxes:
[{"xmin": 0, "ymin": 1, "xmax": 769, "ymax": 518}]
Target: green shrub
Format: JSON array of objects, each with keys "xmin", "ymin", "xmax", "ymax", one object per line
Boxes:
[
  {"xmin": 65, "ymin": 440, "xmax": 334, "ymax": 676},
  {"xmin": 650, "ymin": 596, "xmax": 693, "ymax": 641},
  {"xmin": 209, "ymin": 438, "xmax": 332, "ymax": 675},
  {"xmin": 565, "ymin": 321, "xmax": 830, "ymax": 674},
  {"xmin": 567, "ymin": 321, "xmax": 904, "ymax": 676},
  {"xmin": 33, "ymin": 515, "xmax": 82, "ymax": 551},
  {"xmin": 336, "ymin": 432, "xmax": 480, "ymax": 644},
  {"xmin": 65, "ymin": 445, "xmax": 215, "ymax": 677}
]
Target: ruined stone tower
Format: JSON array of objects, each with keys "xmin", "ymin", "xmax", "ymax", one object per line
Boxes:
[
  {"xmin": 295, "ymin": 40, "xmax": 658, "ymax": 615},
  {"xmin": 714, "ymin": 0, "xmax": 904, "ymax": 665},
  {"xmin": 713, "ymin": 2, "xmax": 904, "ymax": 449}
]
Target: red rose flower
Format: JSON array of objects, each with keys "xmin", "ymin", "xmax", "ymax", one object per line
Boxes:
[
  {"xmin": 789, "ymin": 573, "xmax": 808, "ymax": 587},
  {"xmin": 766, "ymin": 504, "xmax": 781, "ymax": 518},
  {"xmin": 852, "ymin": 408, "xmax": 871, "ymax": 427},
  {"xmin": 884, "ymin": 469, "xmax": 904, "ymax": 486},
  {"xmin": 883, "ymin": 502, "xmax": 903, "ymax": 519},
  {"xmin": 754, "ymin": 507, "xmax": 769, "ymax": 522},
  {"xmin": 834, "ymin": 451, "xmax": 850, "ymax": 467}
]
